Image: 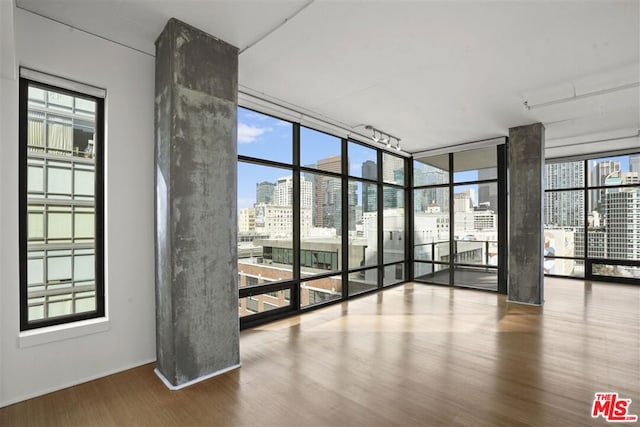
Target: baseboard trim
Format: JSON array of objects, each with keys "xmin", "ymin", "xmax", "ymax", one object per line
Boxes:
[
  {"xmin": 154, "ymin": 363, "xmax": 241, "ymax": 391},
  {"xmin": 0, "ymin": 358, "xmax": 156, "ymax": 408}
]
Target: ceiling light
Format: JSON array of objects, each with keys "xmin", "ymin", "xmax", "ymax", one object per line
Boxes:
[{"xmin": 365, "ymin": 125, "xmax": 401, "ymax": 152}]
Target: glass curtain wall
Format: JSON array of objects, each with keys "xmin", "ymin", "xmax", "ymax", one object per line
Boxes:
[
  {"xmin": 237, "ymin": 107, "xmax": 409, "ymax": 327},
  {"xmin": 545, "ymin": 153, "xmax": 640, "ymax": 283},
  {"xmin": 413, "ymin": 146, "xmax": 501, "ymax": 291}
]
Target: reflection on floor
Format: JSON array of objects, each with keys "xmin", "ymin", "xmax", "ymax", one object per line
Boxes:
[
  {"xmin": 2, "ymin": 278, "xmax": 638, "ymax": 426},
  {"xmin": 416, "ymin": 266, "xmax": 498, "ymax": 291}
]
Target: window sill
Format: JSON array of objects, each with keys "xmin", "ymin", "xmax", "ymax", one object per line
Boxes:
[{"xmin": 18, "ymin": 317, "xmax": 110, "ymax": 348}]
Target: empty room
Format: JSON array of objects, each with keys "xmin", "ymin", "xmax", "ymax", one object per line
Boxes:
[{"xmin": 0, "ymin": 1, "xmax": 638, "ymax": 426}]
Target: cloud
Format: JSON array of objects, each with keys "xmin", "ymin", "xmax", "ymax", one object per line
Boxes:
[
  {"xmin": 245, "ymin": 112, "xmax": 267, "ymax": 121},
  {"xmin": 238, "ymin": 122, "xmax": 270, "ymax": 143}
]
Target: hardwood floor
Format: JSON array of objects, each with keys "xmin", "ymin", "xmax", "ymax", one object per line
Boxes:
[{"xmin": 1, "ymin": 278, "xmax": 639, "ymax": 426}]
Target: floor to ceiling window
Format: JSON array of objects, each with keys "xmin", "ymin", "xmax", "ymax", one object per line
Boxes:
[
  {"xmin": 544, "ymin": 152, "xmax": 640, "ymax": 284},
  {"xmin": 413, "ymin": 153, "xmax": 451, "ymax": 285},
  {"xmin": 237, "ymin": 107, "xmax": 409, "ymax": 327},
  {"xmin": 413, "ymin": 143, "xmax": 505, "ymax": 292}
]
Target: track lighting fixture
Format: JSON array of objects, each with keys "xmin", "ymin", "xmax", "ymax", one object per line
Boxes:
[{"xmin": 365, "ymin": 125, "xmax": 402, "ymax": 152}]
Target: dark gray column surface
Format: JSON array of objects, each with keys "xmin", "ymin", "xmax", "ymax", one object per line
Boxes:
[
  {"xmin": 508, "ymin": 123, "xmax": 544, "ymax": 305},
  {"xmin": 155, "ymin": 18, "xmax": 239, "ymax": 387}
]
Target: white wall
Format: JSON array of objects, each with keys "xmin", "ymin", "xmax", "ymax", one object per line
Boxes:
[{"xmin": 0, "ymin": 8, "xmax": 156, "ymax": 406}]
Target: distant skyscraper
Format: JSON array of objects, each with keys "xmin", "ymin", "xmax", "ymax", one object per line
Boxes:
[
  {"xmin": 362, "ymin": 160, "xmax": 377, "ymax": 180},
  {"xmin": 454, "ymin": 191, "xmax": 474, "ymax": 213},
  {"xmin": 275, "ymin": 176, "xmax": 312, "ymax": 208},
  {"xmin": 546, "ymin": 161, "xmax": 584, "ymax": 189},
  {"xmin": 383, "ymin": 187, "xmax": 403, "ymax": 209},
  {"xmin": 605, "ymin": 189, "xmax": 640, "ymax": 260},
  {"xmin": 362, "ymin": 160, "xmax": 377, "ymax": 214},
  {"xmin": 319, "ymin": 177, "xmax": 338, "ymax": 227},
  {"xmin": 383, "ymin": 154, "xmax": 404, "ymax": 183},
  {"xmin": 303, "ymin": 172, "xmax": 318, "ymax": 224},
  {"xmin": 275, "ymin": 176, "xmax": 293, "ymax": 206},
  {"xmin": 317, "ymin": 155, "xmax": 342, "ymax": 174},
  {"xmin": 591, "ymin": 160, "xmax": 621, "ymax": 209},
  {"xmin": 544, "ymin": 191, "xmax": 584, "ymax": 227},
  {"xmin": 315, "ymin": 156, "xmax": 344, "ymax": 233},
  {"xmin": 630, "ymin": 154, "xmax": 640, "ymax": 174},
  {"xmin": 478, "ymin": 168, "xmax": 498, "ymax": 211},
  {"xmin": 414, "ymin": 160, "xmax": 447, "ymax": 212},
  {"xmin": 544, "ymin": 162, "xmax": 585, "ymax": 227},
  {"xmin": 256, "ymin": 181, "xmax": 275, "ymax": 205},
  {"xmin": 347, "ymin": 182, "xmax": 358, "ymax": 231}
]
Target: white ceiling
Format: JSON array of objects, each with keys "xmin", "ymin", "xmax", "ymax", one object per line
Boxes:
[{"xmin": 16, "ymin": 0, "xmax": 640, "ymax": 155}]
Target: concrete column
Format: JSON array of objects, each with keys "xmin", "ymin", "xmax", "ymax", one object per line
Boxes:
[
  {"xmin": 155, "ymin": 18, "xmax": 239, "ymax": 389},
  {"xmin": 508, "ymin": 123, "xmax": 544, "ymax": 305}
]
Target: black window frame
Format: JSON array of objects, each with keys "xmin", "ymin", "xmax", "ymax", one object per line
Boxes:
[
  {"xmin": 543, "ymin": 152, "xmax": 640, "ymax": 285},
  {"xmin": 411, "ymin": 144, "xmax": 507, "ymax": 293},
  {"xmin": 237, "ymin": 105, "xmax": 410, "ymax": 329},
  {"xmin": 19, "ymin": 76, "xmax": 106, "ymax": 331}
]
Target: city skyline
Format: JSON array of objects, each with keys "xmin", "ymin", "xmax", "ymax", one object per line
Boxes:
[{"xmin": 238, "ymin": 107, "xmax": 388, "ymax": 210}]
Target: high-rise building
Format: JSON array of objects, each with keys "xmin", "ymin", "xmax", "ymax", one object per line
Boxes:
[
  {"xmin": 318, "ymin": 177, "xmax": 341, "ymax": 232},
  {"xmin": 256, "ymin": 181, "xmax": 275, "ymax": 205},
  {"xmin": 575, "ymin": 229, "xmax": 606, "ymax": 259},
  {"xmin": 312, "ymin": 177, "xmax": 357, "ymax": 235},
  {"xmin": 605, "ymin": 188, "xmax": 640, "ymax": 260},
  {"xmin": 383, "ymin": 187, "xmax": 403, "ymax": 209},
  {"xmin": 275, "ymin": 175, "xmax": 312, "ymax": 208},
  {"xmin": 454, "ymin": 190, "xmax": 474, "ymax": 213},
  {"xmin": 362, "ymin": 160, "xmax": 377, "ymax": 214},
  {"xmin": 362, "ymin": 160, "xmax": 377, "ymax": 180},
  {"xmin": 302, "ymin": 172, "xmax": 318, "ymax": 224},
  {"xmin": 383, "ymin": 154, "xmax": 404, "ymax": 183},
  {"xmin": 544, "ymin": 192, "xmax": 584, "ymax": 227},
  {"xmin": 544, "ymin": 162, "xmax": 584, "ymax": 227},
  {"xmin": 314, "ymin": 156, "xmax": 346, "ymax": 233},
  {"xmin": 275, "ymin": 176, "xmax": 293, "ymax": 206},
  {"xmin": 413, "ymin": 162, "xmax": 447, "ymax": 212},
  {"xmin": 546, "ymin": 161, "xmax": 584, "ymax": 189},
  {"xmin": 630, "ymin": 154, "xmax": 640, "ymax": 174},
  {"xmin": 317, "ymin": 155, "xmax": 342, "ymax": 174},
  {"xmin": 591, "ymin": 160, "xmax": 621, "ymax": 209},
  {"xmin": 347, "ymin": 182, "xmax": 358, "ymax": 231},
  {"xmin": 478, "ymin": 168, "xmax": 498, "ymax": 211}
]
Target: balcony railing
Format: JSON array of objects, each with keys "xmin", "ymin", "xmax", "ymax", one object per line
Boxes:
[{"xmin": 414, "ymin": 239, "xmax": 498, "ymax": 267}]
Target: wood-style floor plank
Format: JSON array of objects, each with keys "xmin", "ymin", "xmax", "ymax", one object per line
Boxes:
[{"xmin": 1, "ymin": 278, "xmax": 638, "ymax": 426}]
